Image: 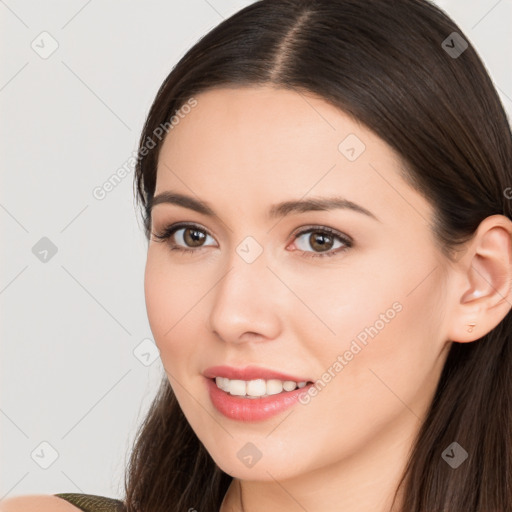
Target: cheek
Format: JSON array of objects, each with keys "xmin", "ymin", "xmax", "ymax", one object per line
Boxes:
[
  {"xmin": 305, "ymin": 257, "xmax": 447, "ymax": 434},
  {"xmin": 144, "ymin": 255, "xmax": 171, "ymax": 338},
  {"xmin": 144, "ymin": 252, "xmax": 191, "ymax": 359},
  {"xmin": 143, "ymin": 250, "xmax": 219, "ymax": 375}
]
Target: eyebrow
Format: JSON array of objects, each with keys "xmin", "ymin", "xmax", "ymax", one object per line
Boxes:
[{"xmin": 147, "ymin": 191, "xmax": 380, "ymax": 222}]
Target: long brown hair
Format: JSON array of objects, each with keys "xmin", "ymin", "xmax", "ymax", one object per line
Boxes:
[{"xmin": 124, "ymin": 1, "xmax": 512, "ymax": 510}]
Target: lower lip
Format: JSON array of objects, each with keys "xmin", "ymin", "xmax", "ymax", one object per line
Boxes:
[{"xmin": 205, "ymin": 377, "xmax": 314, "ymax": 422}]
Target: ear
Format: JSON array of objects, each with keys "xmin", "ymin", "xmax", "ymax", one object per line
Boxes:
[{"xmin": 447, "ymin": 214, "xmax": 512, "ymax": 343}]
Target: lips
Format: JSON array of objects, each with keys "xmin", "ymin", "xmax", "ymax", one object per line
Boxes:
[
  {"xmin": 205, "ymin": 376, "xmax": 314, "ymax": 422},
  {"xmin": 203, "ymin": 365, "xmax": 313, "ymax": 383}
]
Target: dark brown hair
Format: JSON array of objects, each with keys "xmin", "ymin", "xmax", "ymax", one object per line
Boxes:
[{"xmin": 124, "ymin": 1, "xmax": 512, "ymax": 510}]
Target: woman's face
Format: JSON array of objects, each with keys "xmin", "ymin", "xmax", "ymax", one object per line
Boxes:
[{"xmin": 144, "ymin": 85, "xmax": 453, "ymax": 483}]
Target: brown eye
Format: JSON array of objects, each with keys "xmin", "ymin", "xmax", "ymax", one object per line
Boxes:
[
  {"xmin": 292, "ymin": 226, "xmax": 352, "ymax": 258},
  {"xmin": 307, "ymin": 232, "xmax": 335, "ymax": 252},
  {"xmin": 151, "ymin": 223, "xmax": 216, "ymax": 253},
  {"xmin": 153, "ymin": 222, "xmax": 352, "ymax": 259},
  {"xmin": 182, "ymin": 227, "xmax": 207, "ymax": 247}
]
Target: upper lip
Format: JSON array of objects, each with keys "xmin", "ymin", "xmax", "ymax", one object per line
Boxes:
[{"xmin": 203, "ymin": 365, "xmax": 313, "ymax": 383}]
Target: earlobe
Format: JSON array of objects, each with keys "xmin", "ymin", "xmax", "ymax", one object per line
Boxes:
[
  {"xmin": 447, "ymin": 215, "xmax": 512, "ymax": 343},
  {"xmin": 466, "ymin": 321, "xmax": 476, "ymax": 333}
]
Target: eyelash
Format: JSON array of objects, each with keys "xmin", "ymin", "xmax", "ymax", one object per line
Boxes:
[{"xmin": 151, "ymin": 222, "xmax": 352, "ymax": 259}]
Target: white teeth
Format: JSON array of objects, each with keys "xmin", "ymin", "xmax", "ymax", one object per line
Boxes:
[{"xmin": 214, "ymin": 377, "xmax": 309, "ymax": 398}]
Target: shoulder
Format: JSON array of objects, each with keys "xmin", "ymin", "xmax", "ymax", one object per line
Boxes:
[{"xmin": 0, "ymin": 494, "xmax": 83, "ymax": 511}]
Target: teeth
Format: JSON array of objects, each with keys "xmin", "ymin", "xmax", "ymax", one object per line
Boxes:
[{"xmin": 215, "ymin": 377, "xmax": 309, "ymax": 398}]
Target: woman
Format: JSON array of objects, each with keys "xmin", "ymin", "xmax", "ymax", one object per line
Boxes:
[{"xmin": 4, "ymin": 0, "xmax": 511, "ymax": 511}]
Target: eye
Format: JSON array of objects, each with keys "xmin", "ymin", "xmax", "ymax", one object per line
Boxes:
[
  {"xmin": 289, "ymin": 226, "xmax": 352, "ymax": 258},
  {"xmin": 151, "ymin": 222, "xmax": 216, "ymax": 254},
  {"xmin": 151, "ymin": 222, "xmax": 352, "ymax": 259}
]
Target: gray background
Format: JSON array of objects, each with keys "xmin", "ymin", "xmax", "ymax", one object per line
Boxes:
[{"xmin": 1, "ymin": 0, "xmax": 511, "ymax": 500}]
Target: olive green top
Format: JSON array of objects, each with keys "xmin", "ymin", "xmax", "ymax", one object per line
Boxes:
[{"xmin": 54, "ymin": 493, "xmax": 126, "ymax": 512}]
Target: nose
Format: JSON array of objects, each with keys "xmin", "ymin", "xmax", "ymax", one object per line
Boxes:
[{"xmin": 207, "ymin": 247, "xmax": 282, "ymax": 344}]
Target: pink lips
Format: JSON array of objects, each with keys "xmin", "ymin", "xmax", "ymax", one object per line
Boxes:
[
  {"xmin": 205, "ymin": 377, "xmax": 314, "ymax": 422},
  {"xmin": 203, "ymin": 365, "xmax": 315, "ymax": 422},
  {"xmin": 203, "ymin": 365, "xmax": 312, "ymax": 383}
]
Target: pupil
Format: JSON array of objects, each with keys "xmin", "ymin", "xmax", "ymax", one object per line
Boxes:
[
  {"xmin": 186, "ymin": 228, "xmax": 205, "ymax": 246},
  {"xmin": 311, "ymin": 232, "xmax": 333, "ymax": 251}
]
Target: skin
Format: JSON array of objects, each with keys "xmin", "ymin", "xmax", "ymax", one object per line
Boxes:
[{"xmin": 144, "ymin": 85, "xmax": 512, "ymax": 512}]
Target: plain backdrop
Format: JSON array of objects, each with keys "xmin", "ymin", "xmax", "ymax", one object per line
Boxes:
[{"xmin": 1, "ymin": 0, "xmax": 511, "ymax": 500}]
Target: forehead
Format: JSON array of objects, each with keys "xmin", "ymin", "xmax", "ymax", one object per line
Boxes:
[{"xmin": 155, "ymin": 85, "xmax": 433, "ymax": 226}]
